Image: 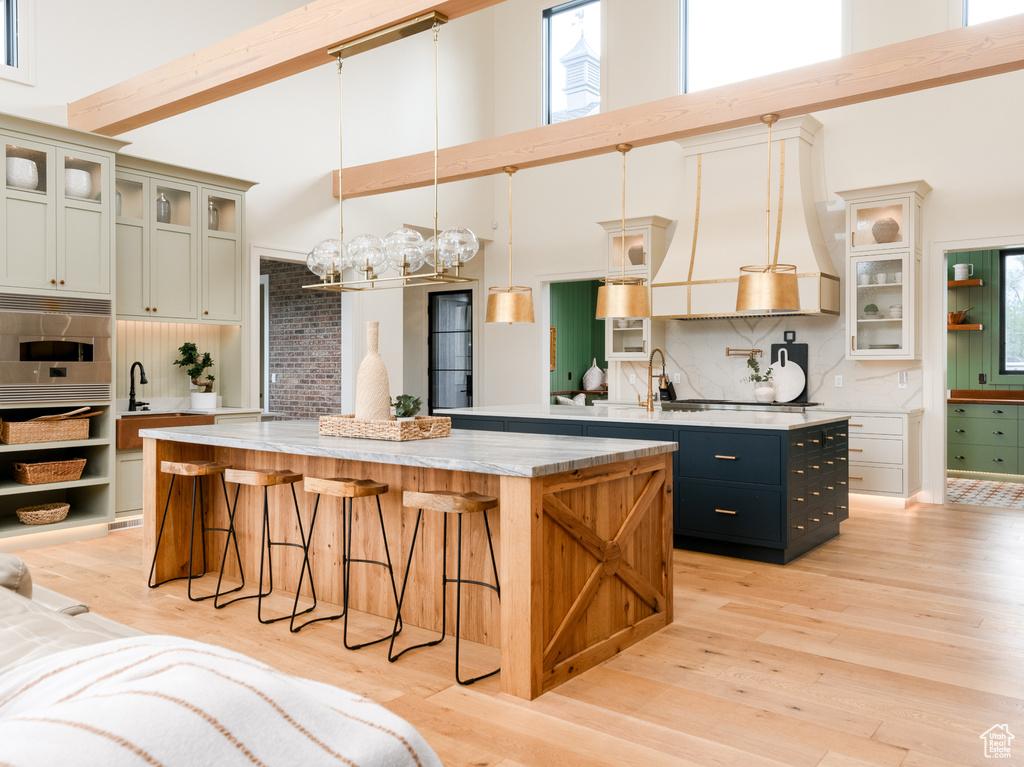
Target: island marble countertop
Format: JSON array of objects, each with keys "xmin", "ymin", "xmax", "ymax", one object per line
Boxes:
[
  {"xmin": 439, "ymin": 403, "xmax": 849, "ymax": 430},
  {"xmin": 139, "ymin": 420, "xmax": 677, "ymax": 478}
]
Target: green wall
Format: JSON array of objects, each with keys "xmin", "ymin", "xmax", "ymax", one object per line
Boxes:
[
  {"xmin": 550, "ymin": 280, "xmax": 606, "ymax": 396},
  {"xmin": 947, "ymin": 249, "xmax": 1024, "ymax": 390}
]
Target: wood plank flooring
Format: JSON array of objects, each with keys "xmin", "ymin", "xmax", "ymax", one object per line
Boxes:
[{"xmin": 13, "ymin": 499, "xmax": 1024, "ymax": 767}]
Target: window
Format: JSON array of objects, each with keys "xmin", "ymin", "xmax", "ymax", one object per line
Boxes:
[
  {"xmin": 680, "ymin": 0, "xmax": 841, "ymax": 93},
  {"xmin": 543, "ymin": 0, "xmax": 601, "ymax": 125},
  {"xmin": 1, "ymin": 0, "xmax": 31, "ymax": 84},
  {"xmin": 1000, "ymin": 249, "xmax": 1024, "ymax": 373},
  {"xmin": 965, "ymin": 0, "xmax": 1024, "ymax": 25}
]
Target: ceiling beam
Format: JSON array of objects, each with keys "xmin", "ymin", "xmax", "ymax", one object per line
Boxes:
[
  {"xmin": 336, "ymin": 13, "xmax": 1024, "ymax": 199},
  {"xmin": 66, "ymin": 0, "xmax": 506, "ymax": 136}
]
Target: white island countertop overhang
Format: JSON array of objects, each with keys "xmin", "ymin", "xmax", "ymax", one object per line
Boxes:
[
  {"xmin": 138, "ymin": 419, "xmax": 677, "ymax": 478},
  {"xmin": 438, "ymin": 403, "xmax": 850, "ymax": 430}
]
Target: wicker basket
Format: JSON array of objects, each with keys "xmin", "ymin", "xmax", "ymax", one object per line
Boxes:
[
  {"xmin": 319, "ymin": 414, "xmax": 451, "ymax": 442},
  {"xmin": 1, "ymin": 418, "xmax": 89, "ymax": 445},
  {"xmin": 15, "ymin": 502, "xmax": 70, "ymax": 525},
  {"xmin": 13, "ymin": 458, "xmax": 87, "ymax": 485}
]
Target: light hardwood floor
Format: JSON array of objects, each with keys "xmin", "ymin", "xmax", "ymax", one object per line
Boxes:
[{"xmin": 14, "ymin": 499, "xmax": 1024, "ymax": 767}]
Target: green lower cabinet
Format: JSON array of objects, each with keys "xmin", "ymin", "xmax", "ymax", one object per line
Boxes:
[
  {"xmin": 947, "ymin": 416, "xmax": 1018, "ymax": 446},
  {"xmin": 947, "ymin": 443, "xmax": 1018, "ymax": 474}
]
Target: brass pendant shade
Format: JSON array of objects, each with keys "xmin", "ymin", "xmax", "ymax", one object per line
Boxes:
[
  {"xmin": 596, "ymin": 279, "xmax": 649, "ymax": 319},
  {"xmin": 735, "ymin": 114, "xmax": 801, "ymax": 313},
  {"xmin": 597, "ymin": 144, "xmax": 650, "ymax": 320},
  {"xmin": 485, "ymin": 166, "xmax": 534, "ymax": 324}
]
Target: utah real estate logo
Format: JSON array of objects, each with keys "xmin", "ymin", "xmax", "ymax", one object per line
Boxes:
[{"xmin": 980, "ymin": 724, "xmax": 1014, "ymax": 759}]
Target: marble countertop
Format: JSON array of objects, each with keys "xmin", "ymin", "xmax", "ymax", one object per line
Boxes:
[
  {"xmin": 138, "ymin": 420, "xmax": 677, "ymax": 478},
  {"xmin": 438, "ymin": 404, "xmax": 849, "ymax": 430}
]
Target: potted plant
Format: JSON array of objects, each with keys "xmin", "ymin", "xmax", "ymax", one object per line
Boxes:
[
  {"xmin": 741, "ymin": 356, "xmax": 776, "ymax": 403},
  {"xmin": 392, "ymin": 394, "xmax": 422, "ymax": 420},
  {"xmin": 174, "ymin": 342, "xmax": 217, "ymax": 409},
  {"xmin": 863, "ymin": 302, "xmax": 879, "ymax": 318}
]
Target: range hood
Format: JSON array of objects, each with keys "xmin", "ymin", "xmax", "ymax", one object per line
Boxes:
[{"xmin": 651, "ymin": 115, "xmax": 840, "ymax": 319}]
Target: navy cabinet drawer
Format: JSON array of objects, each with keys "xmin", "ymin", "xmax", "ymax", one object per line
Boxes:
[
  {"xmin": 507, "ymin": 419, "xmax": 584, "ymax": 437},
  {"xmin": 450, "ymin": 416, "xmax": 506, "ymax": 432},
  {"xmin": 678, "ymin": 431, "xmax": 781, "ymax": 486},
  {"xmin": 675, "ymin": 482, "xmax": 783, "ymax": 544}
]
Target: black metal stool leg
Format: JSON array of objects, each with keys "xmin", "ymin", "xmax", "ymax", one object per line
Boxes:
[
  {"xmin": 216, "ymin": 483, "xmax": 273, "ymax": 610},
  {"xmin": 454, "ymin": 510, "xmax": 501, "ymax": 685},
  {"xmin": 147, "ymin": 474, "xmax": 176, "ymax": 588},
  {"xmin": 389, "ymin": 509, "xmax": 445, "ymax": 661},
  {"xmin": 258, "ymin": 483, "xmax": 315, "ymax": 625},
  {"xmin": 343, "ymin": 495, "xmax": 402, "ymax": 650},
  {"xmin": 290, "ymin": 491, "xmax": 344, "ymax": 632}
]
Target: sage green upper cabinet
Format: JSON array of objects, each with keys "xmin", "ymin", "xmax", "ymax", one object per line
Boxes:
[
  {"xmin": 115, "ymin": 156, "xmax": 254, "ymax": 324},
  {"xmin": 1, "ymin": 113, "xmax": 125, "ymax": 298}
]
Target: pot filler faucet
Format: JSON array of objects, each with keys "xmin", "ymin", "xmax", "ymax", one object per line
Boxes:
[
  {"xmin": 128, "ymin": 361, "xmax": 149, "ymax": 412},
  {"xmin": 639, "ymin": 348, "xmax": 667, "ymax": 412}
]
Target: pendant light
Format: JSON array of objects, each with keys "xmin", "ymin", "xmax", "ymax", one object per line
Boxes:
[
  {"xmin": 596, "ymin": 144, "xmax": 650, "ymax": 320},
  {"xmin": 735, "ymin": 114, "xmax": 800, "ymax": 312},
  {"xmin": 486, "ymin": 166, "xmax": 534, "ymax": 323}
]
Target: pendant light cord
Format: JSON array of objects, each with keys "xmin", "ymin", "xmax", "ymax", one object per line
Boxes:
[
  {"xmin": 765, "ymin": 116, "xmax": 772, "ymax": 269},
  {"xmin": 507, "ymin": 167, "xmax": 515, "ymax": 287},
  {"xmin": 617, "ymin": 143, "xmax": 631, "ymax": 283},
  {"xmin": 432, "ymin": 22, "xmax": 440, "ymax": 271},
  {"xmin": 337, "ymin": 56, "xmax": 344, "ymax": 246}
]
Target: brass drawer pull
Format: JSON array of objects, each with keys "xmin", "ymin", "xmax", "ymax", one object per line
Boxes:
[
  {"xmin": 849, "ymin": 448, "xmax": 863, "ymax": 452},
  {"xmin": 811, "ymin": 517, "xmax": 820, "ymax": 523},
  {"xmin": 849, "ymin": 423, "xmax": 863, "ymax": 428},
  {"xmin": 795, "ymin": 497, "xmax": 805, "ymax": 502},
  {"xmin": 714, "ymin": 455, "xmax": 738, "ymax": 460},
  {"xmin": 812, "ymin": 491, "xmax": 820, "ymax": 496},
  {"xmin": 811, "ymin": 439, "xmax": 820, "ymax": 444},
  {"xmin": 838, "ymin": 505, "xmax": 847, "ymax": 510},
  {"xmin": 794, "ymin": 525, "xmax": 805, "ymax": 530},
  {"xmin": 850, "ymin": 476, "xmax": 863, "ymax": 481},
  {"xmin": 827, "ymin": 486, "xmax": 834, "ymax": 490},
  {"xmin": 714, "ymin": 509, "xmax": 738, "ymax": 515},
  {"xmin": 794, "ymin": 469, "xmax": 804, "ymax": 474},
  {"xmin": 795, "ymin": 442, "xmax": 804, "ymax": 447},
  {"xmin": 838, "ymin": 456, "xmax": 847, "ymax": 462},
  {"xmin": 825, "ymin": 511, "xmax": 835, "ymax": 516}
]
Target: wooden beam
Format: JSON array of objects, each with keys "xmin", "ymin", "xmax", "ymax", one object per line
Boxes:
[
  {"xmin": 336, "ymin": 14, "xmax": 1024, "ymax": 198},
  {"xmin": 66, "ymin": 0, "xmax": 505, "ymax": 136}
]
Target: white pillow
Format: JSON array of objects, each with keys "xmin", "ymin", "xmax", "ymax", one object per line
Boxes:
[
  {"xmin": 0, "ymin": 554, "xmax": 31, "ymax": 598},
  {"xmin": 0, "ymin": 635, "xmax": 442, "ymax": 767},
  {"xmin": 555, "ymin": 393, "xmax": 586, "ymax": 406}
]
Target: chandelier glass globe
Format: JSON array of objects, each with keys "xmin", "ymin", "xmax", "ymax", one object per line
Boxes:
[
  {"xmin": 437, "ymin": 227, "xmax": 480, "ymax": 267},
  {"xmin": 307, "ymin": 238, "xmax": 342, "ymax": 278},
  {"xmin": 383, "ymin": 227, "xmax": 426, "ymax": 273},
  {"xmin": 348, "ymin": 233, "xmax": 388, "ymax": 276}
]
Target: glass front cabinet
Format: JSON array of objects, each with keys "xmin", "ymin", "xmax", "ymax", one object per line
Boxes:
[
  {"xmin": 837, "ymin": 182, "xmax": 931, "ymax": 360},
  {"xmin": 599, "ymin": 215, "xmax": 670, "ymax": 360}
]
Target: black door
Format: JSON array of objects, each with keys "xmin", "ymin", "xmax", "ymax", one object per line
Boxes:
[{"xmin": 428, "ymin": 290, "xmax": 473, "ymax": 413}]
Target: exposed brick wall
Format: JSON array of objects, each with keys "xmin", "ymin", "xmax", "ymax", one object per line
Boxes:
[{"xmin": 260, "ymin": 259, "xmax": 342, "ymax": 420}]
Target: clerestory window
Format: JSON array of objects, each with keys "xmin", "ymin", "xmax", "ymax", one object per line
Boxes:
[
  {"xmin": 543, "ymin": 0, "xmax": 601, "ymax": 125},
  {"xmin": 1, "ymin": 0, "xmax": 32, "ymax": 85},
  {"xmin": 680, "ymin": 0, "xmax": 841, "ymax": 94},
  {"xmin": 964, "ymin": 0, "xmax": 1024, "ymax": 25}
]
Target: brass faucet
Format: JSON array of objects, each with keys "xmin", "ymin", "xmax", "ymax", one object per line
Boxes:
[{"xmin": 638, "ymin": 347, "xmax": 667, "ymax": 412}]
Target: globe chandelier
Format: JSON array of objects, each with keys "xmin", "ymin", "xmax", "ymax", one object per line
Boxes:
[{"xmin": 304, "ymin": 13, "xmax": 478, "ymax": 293}]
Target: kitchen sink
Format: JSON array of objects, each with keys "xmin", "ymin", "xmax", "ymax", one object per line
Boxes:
[{"xmin": 116, "ymin": 412, "xmax": 216, "ymax": 450}]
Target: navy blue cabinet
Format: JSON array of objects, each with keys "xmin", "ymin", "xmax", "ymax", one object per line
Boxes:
[{"xmin": 450, "ymin": 412, "xmax": 848, "ymax": 564}]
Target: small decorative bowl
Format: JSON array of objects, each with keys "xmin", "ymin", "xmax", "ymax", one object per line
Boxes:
[
  {"xmin": 65, "ymin": 168, "xmax": 93, "ymax": 199},
  {"xmin": 6, "ymin": 157, "xmax": 39, "ymax": 190},
  {"xmin": 948, "ymin": 308, "xmax": 972, "ymax": 325}
]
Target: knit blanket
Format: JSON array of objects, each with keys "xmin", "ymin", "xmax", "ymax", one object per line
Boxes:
[{"xmin": 0, "ymin": 635, "xmax": 441, "ymax": 767}]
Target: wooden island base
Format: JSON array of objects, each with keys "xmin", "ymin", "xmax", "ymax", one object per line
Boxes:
[{"xmin": 144, "ymin": 434, "xmax": 673, "ymax": 700}]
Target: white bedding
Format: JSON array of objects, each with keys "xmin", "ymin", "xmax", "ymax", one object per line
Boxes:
[{"xmin": 0, "ymin": 635, "xmax": 442, "ymax": 767}]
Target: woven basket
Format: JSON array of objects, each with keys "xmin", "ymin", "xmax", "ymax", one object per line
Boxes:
[
  {"xmin": 16, "ymin": 502, "xmax": 70, "ymax": 525},
  {"xmin": 319, "ymin": 414, "xmax": 451, "ymax": 442},
  {"xmin": 1, "ymin": 418, "xmax": 89, "ymax": 445},
  {"xmin": 13, "ymin": 458, "xmax": 87, "ymax": 485}
]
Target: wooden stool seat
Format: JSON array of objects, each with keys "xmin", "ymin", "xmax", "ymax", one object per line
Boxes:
[
  {"xmin": 305, "ymin": 476, "xmax": 388, "ymax": 499},
  {"xmin": 403, "ymin": 490, "xmax": 498, "ymax": 514},
  {"xmin": 224, "ymin": 468, "xmax": 303, "ymax": 487},
  {"xmin": 160, "ymin": 460, "xmax": 229, "ymax": 477}
]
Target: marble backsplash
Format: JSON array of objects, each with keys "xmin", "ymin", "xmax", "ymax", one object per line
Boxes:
[{"xmin": 612, "ymin": 313, "xmax": 923, "ymax": 409}]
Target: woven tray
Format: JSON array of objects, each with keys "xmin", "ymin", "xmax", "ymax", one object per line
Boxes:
[
  {"xmin": 13, "ymin": 458, "xmax": 87, "ymax": 485},
  {"xmin": 319, "ymin": 414, "xmax": 451, "ymax": 441},
  {"xmin": 1, "ymin": 418, "xmax": 89, "ymax": 445},
  {"xmin": 16, "ymin": 502, "xmax": 70, "ymax": 525}
]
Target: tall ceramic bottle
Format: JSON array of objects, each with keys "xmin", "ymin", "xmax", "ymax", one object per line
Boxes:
[{"xmin": 354, "ymin": 321, "xmax": 393, "ymax": 421}]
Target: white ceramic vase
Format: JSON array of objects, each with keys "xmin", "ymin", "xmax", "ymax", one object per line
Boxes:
[
  {"xmin": 752, "ymin": 382, "xmax": 776, "ymax": 403},
  {"xmin": 582, "ymin": 358, "xmax": 603, "ymax": 391},
  {"xmin": 190, "ymin": 392, "xmax": 217, "ymax": 409},
  {"xmin": 354, "ymin": 321, "xmax": 393, "ymax": 421}
]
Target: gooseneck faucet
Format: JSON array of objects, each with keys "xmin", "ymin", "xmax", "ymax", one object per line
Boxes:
[
  {"xmin": 128, "ymin": 361, "xmax": 149, "ymax": 412},
  {"xmin": 639, "ymin": 347, "xmax": 667, "ymax": 412}
]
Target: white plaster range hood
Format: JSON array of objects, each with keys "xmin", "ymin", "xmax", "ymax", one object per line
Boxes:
[{"xmin": 652, "ymin": 115, "xmax": 840, "ymax": 319}]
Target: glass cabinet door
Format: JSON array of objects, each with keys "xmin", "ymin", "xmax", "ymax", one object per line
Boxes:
[
  {"xmin": 850, "ymin": 254, "xmax": 907, "ymax": 356},
  {"xmin": 849, "ymin": 198, "xmax": 910, "ymax": 252},
  {"xmin": 609, "ymin": 230, "xmax": 646, "ymax": 272}
]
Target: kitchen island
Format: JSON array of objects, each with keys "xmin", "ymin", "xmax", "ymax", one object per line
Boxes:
[
  {"xmin": 140, "ymin": 421, "xmax": 676, "ymax": 700},
  {"xmin": 441, "ymin": 404, "xmax": 851, "ymax": 564}
]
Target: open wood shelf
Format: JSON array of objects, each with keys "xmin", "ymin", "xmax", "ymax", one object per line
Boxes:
[
  {"xmin": 948, "ymin": 323, "xmax": 984, "ymax": 331},
  {"xmin": 948, "ymin": 279, "xmax": 983, "ymax": 287}
]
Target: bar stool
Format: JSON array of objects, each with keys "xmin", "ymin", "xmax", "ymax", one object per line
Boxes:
[
  {"xmin": 148, "ymin": 460, "xmax": 242, "ymax": 603},
  {"xmin": 388, "ymin": 489, "xmax": 500, "ymax": 685},
  {"xmin": 296, "ymin": 477, "xmax": 402, "ymax": 647},
  {"xmin": 214, "ymin": 468, "xmax": 313, "ymax": 625}
]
